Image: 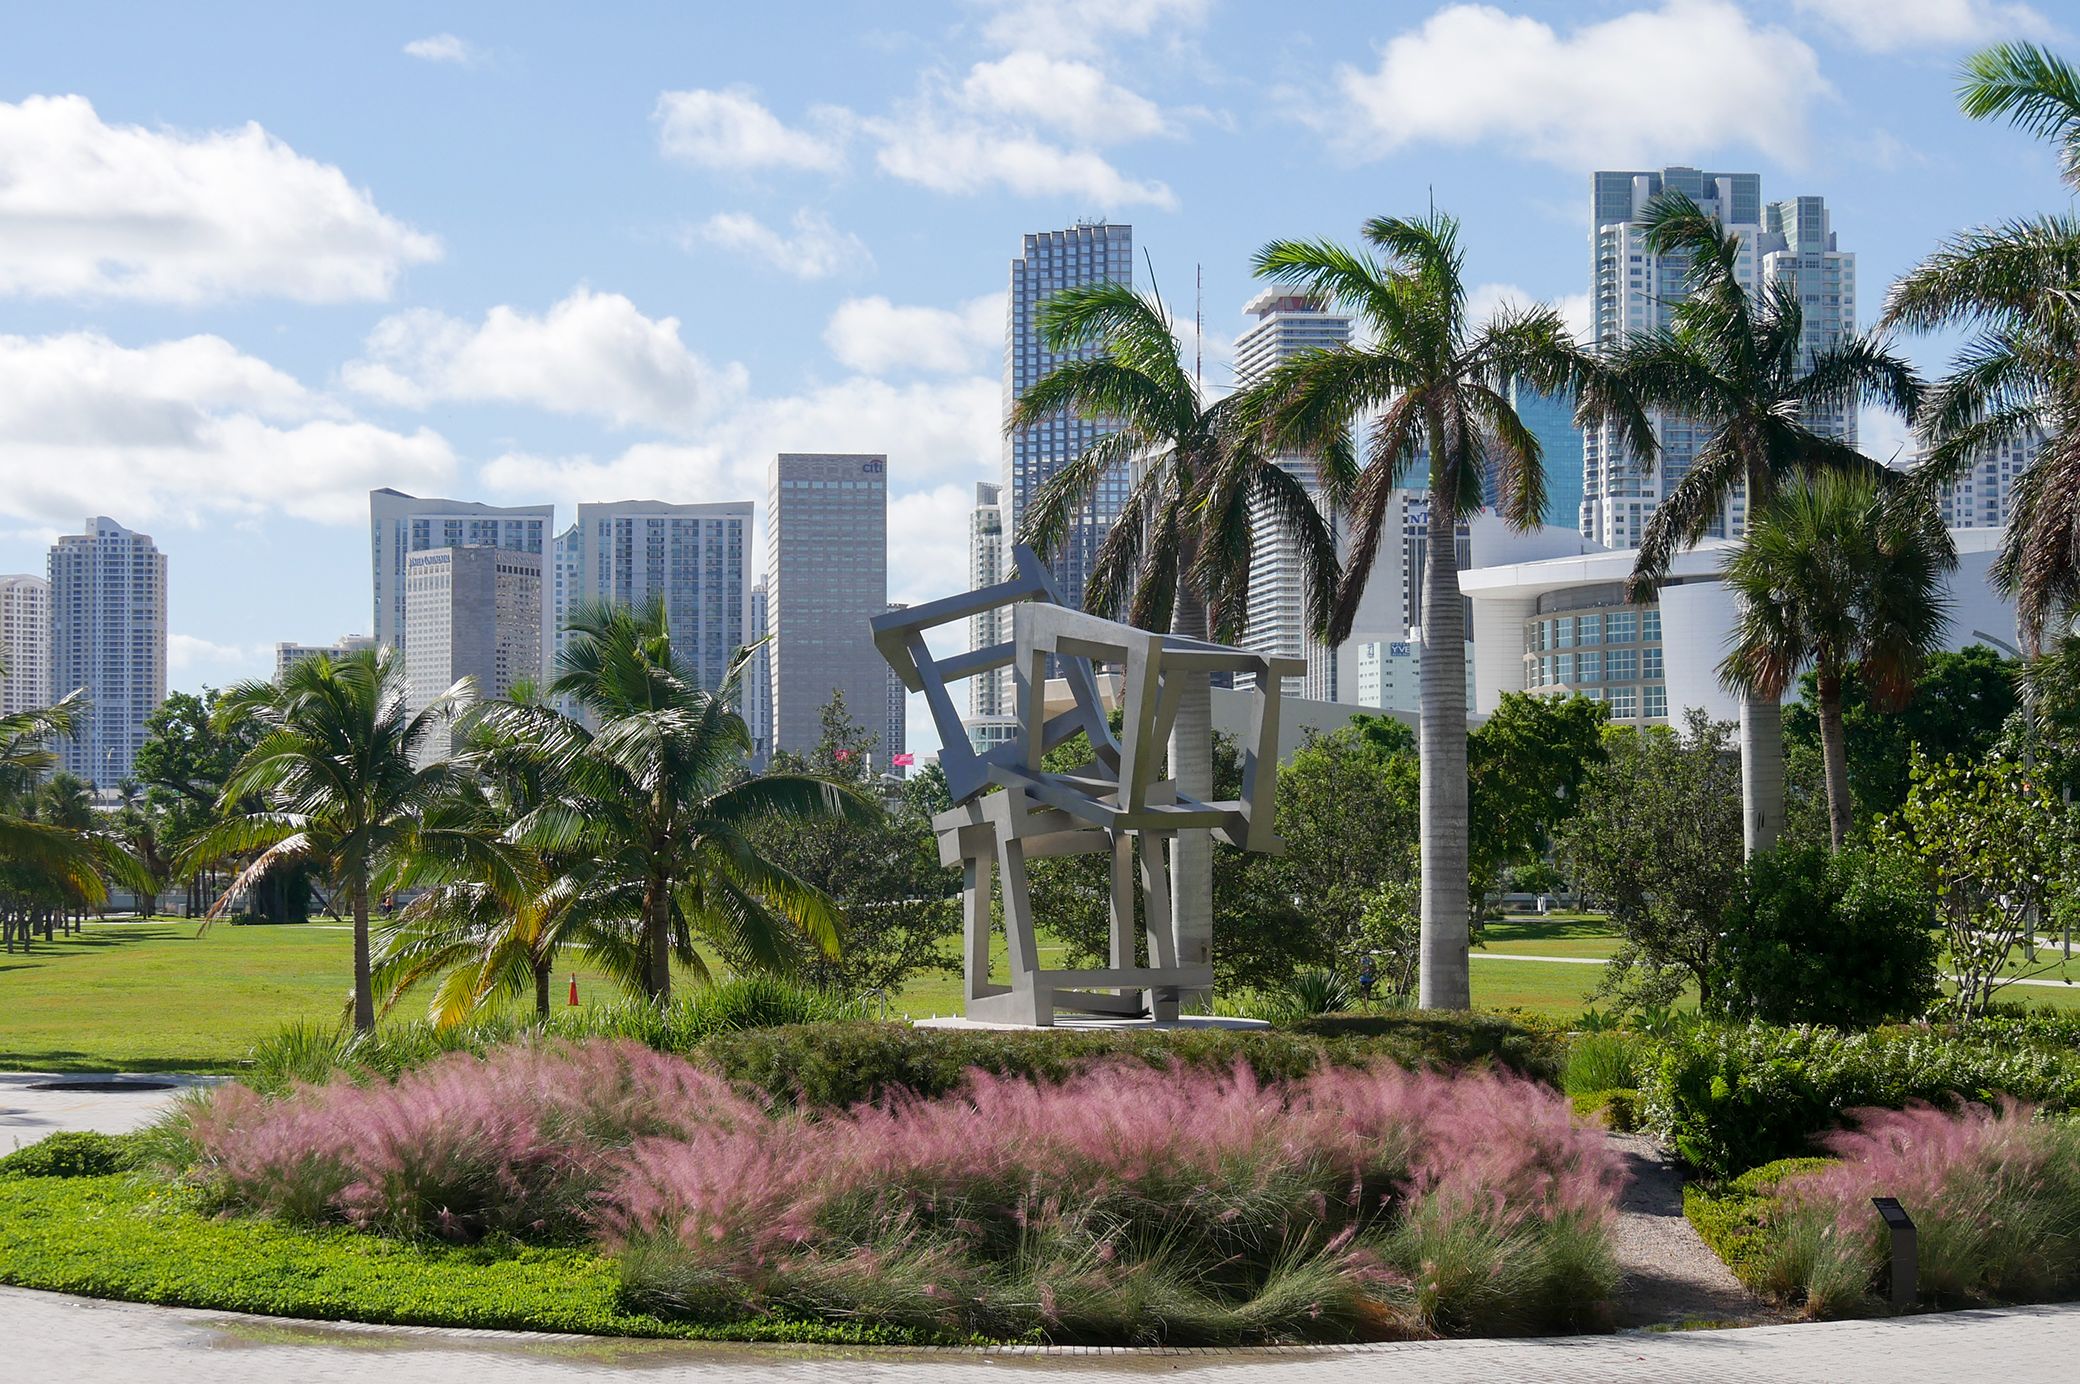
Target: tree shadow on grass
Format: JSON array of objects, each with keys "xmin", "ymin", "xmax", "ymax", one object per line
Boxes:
[{"xmin": 1481, "ymin": 916, "xmax": 1619, "ymax": 945}]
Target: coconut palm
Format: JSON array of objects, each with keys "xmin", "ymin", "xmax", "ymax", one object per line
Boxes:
[
  {"xmin": 497, "ymin": 599, "xmax": 874, "ymax": 1004},
  {"xmin": 1010, "ymin": 276, "xmax": 1339, "ymax": 994},
  {"xmin": 190, "ymin": 649, "xmax": 470, "ymax": 1031},
  {"xmin": 1721, "ymin": 472, "xmax": 1957, "ymax": 847},
  {"xmin": 0, "ymin": 691, "xmax": 108, "ymax": 906},
  {"xmin": 1250, "ymin": 211, "xmax": 1652, "ymax": 1009},
  {"xmin": 1884, "ymin": 42, "xmax": 2080, "ymax": 648},
  {"xmin": 1613, "ymin": 192, "xmax": 1923, "ymax": 854}
]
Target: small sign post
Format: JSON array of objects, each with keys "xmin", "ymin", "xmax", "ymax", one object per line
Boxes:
[{"xmin": 1872, "ymin": 1197, "xmax": 1917, "ymax": 1309}]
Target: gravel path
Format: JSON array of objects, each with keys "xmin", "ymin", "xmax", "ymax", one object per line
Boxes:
[{"xmin": 1606, "ymin": 1131, "xmax": 1773, "ymax": 1327}]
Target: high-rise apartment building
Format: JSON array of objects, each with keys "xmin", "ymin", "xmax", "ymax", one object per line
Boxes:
[
  {"xmin": 1933, "ymin": 425, "xmax": 2041, "ymax": 529},
  {"xmin": 571, "ymin": 500, "xmax": 751, "ymax": 698},
  {"xmin": 1004, "ymin": 221, "xmax": 1133, "ymax": 610},
  {"xmin": 1582, "ymin": 170, "xmax": 1854, "ymax": 547},
  {"xmin": 1235, "ymin": 290, "xmax": 1353, "ymax": 699},
  {"xmin": 0, "ymin": 575, "xmax": 50, "ymax": 719},
  {"xmin": 403, "ymin": 547, "xmax": 543, "ymax": 755},
  {"xmin": 370, "ymin": 489, "xmax": 553, "ymax": 673},
  {"xmin": 766, "ymin": 453, "xmax": 889, "ymax": 757},
  {"xmin": 274, "ymin": 635, "xmax": 374, "ymax": 681},
  {"xmin": 885, "ymin": 602, "xmax": 909, "ymax": 775},
  {"xmin": 47, "ymin": 517, "xmax": 166, "ymax": 784},
  {"xmin": 549, "ymin": 523, "xmax": 580, "ymax": 685},
  {"xmin": 966, "ymin": 481, "xmax": 1009, "ymax": 719},
  {"xmin": 745, "ymin": 578, "xmax": 772, "ymax": 770}
]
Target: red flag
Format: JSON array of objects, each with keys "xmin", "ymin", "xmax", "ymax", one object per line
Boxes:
[{"xmin": 892, "ymin": 752, "xmax": 915, "ymax": 766}]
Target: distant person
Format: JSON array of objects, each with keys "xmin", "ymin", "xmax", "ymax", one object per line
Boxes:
[{"xmin": 1357, "ymin": 954, "xmax": 1378, "ymax": 1006}]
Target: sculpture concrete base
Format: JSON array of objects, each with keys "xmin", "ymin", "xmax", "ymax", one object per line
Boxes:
[{"xmin": 913, "ymin": 1013, "xmax": 1272, "ymax": 1033}]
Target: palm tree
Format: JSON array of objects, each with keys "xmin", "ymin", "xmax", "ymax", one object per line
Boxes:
[
  {"xmin": 1250, "ymin": 212, "xmax": 1651, "ymax": 1009},
  {"xmin": 1721, "ymin": 472, "xmax": 1956, "ymax": 847},
  {"xmin": 1009, "ymin": 275, "xmax": 1339, "ymax": 994},
  {"xmin": 1884, "ymin": 42, "xmax": 2080, "ymax": 649},
  {"xmin": 1613, "ymin": 192, "xmax": 1923, "ymax": 854},
  {"xmin": 191, "ymin": 649, "xmax": 470, "ymax": 1032},
  {"xmin": 498, "ymin": 599, "xmax": 873, "ymax": 1004},
  {"xmin": 0, "ymin": 691, "xmax": 108, "ymax": 910}
]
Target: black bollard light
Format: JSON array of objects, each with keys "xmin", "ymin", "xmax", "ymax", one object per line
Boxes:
[{"xmin": 1872, "ymin": 1197, "xmax": 1917, "ymax": 1310}]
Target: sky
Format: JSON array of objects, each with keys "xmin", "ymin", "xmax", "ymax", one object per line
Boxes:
[{"xmin": 0, "ymin": 0, "xmax": 2071, "ymax": 754}]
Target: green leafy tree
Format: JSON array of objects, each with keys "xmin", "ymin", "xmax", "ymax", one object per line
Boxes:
[
  {"xmin": 0, "ymin": 692, "xmax": 108, "ymax": 915},
  {"xmin": 1466, "ymin": 693, "xmax": 1608, "ymax": 914},
  {"xmin": 134, "ymin": 688, "xmax": 265, "ymax": 915},
  {"xmin": 191, "ymin": 649, "xmax": 471, "ymax": 1031},
  {"xmin": 1720, "ymin": 473, "xmax": 1956, "ymax": 847},
  {"xmin": 1615, "ymin": 193, "xmax": 1922, "ymax": 856},
  {"xmin": 1556, "ymin": 710, "xmax": 1745, "ymax": 1010},
  {"xmin": 748, "ymin": 693, "xmax": 959, "ymax": 1001},
  {"xmin": 1011, "ymin": 275, "xmax": 1338, "ymax": 1002},
  {"xmin": 1268, "ymin": 721, "xmax": 1421, "ymax": 977},
  {"xmin": 1251, "ymin": 211, "xmax": 1649, "ymax": 1009},
  {"xmin": 1883, "ymin": 43, "xmax": 2080, "ymax": 645}
]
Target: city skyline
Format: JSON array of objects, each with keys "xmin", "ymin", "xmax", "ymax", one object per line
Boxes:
[{"xmin": 0, "ymin": 2, "xmax": 2066, "ymax": 758}]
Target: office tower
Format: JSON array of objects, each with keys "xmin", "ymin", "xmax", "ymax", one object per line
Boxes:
[
  {"xmin": 967, "ymin": 481, "xmax": 1009, "ymax": 718},
  {"xmin": 47, "ymin": 517, "xmax": 166, "ymax": 784},
  {"xmin": 402, "ymin": 547, "xmax": 543, "ymax": 755},
  {"xmin": 1510, "ymin": 382, "xmax": 1585, "ymax": 529},
  {"xmin": 274, "ymin": 635, "xmax": 375, "ymax": 681},
  {"xmin": 1583, "ymin": 168, "xmax": 1764, "ymax": 549},
  {"xmin": 0, "ymin": 575, "xmax": 50, "ymax": 718},
  {"xmin": 572, "ymin": 500, "xmax": 751, "ymax": 698},
  {"xmin": 549, "ymin": 523, "xmax": 580, "ymax": 684},
  {"xmin": 886, "ymin": 602, "xmax": 909, "ymax": 775},
  {"xmin": 766, "ymin": 453, "xmax": 889, "ymax": 757},
  {"xmin": 369, "ymin": 489, "xmax": 553, "ymax": 669},
  {"xmin": 1235, "ymin": 290, "xmax": 1353, "ymax": 699},
  {"xmin": 1003, "ymin": 221, "xmax": 1133, "ymax": 610},
  {"xmin": 745, "ymin": 578, "xmax": 772, "ymax": 770},
  {"xmin": 1761, "ymin": 196, "xmax": 1857, "ymax": 447}
]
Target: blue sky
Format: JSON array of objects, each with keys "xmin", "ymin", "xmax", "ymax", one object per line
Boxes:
[{"xmin": 0, "ymin": 0, "xmax": 2069, "ymax": 751}]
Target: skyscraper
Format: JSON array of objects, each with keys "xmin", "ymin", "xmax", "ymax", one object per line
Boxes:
[
  {"xmin": 745, "ymin": 577, "xmax": 772, "ymax": 770},
  {"xmin": 571, "ymin": 500, "xmax": 752, "ymax": 698},
  {"xmin": 274, "ymin": 635, "xmax": 374, "ymax": 681},
  {"xmin": 403, "ymin": 547, "xmax": 543, "ymax": 756},
  {"xmin": 1235, "ymin": 290, "xmax": 1352, "ymax": 699},
  {"xmin": 766, "ymin": 453, "xmax": 889, "ymax": 757},
  {"xmin": 47, "ymin": 517, "xmax": 166, "ymax": 784},
  {"xmin": 1509, "ymin": 382, "xmax": 1585, "ymax": 529},
  {"xmin": 549, "ymin": 522, "xmax": 580, "ymax": 686},
  {"xmin": 885, "ymin": 602, "xmax": 909, "ymax": 775},
  {"xmin": 1933, "ymin": 425, "xmax": 2041, "ymax": 529},
  {"xmin": 1581, "ymin": 171, "xmax": 1855, "ymax": 548},
  {"xmin": 1003, "ymin": 221, "xmax": 1133, "ymax": 610},
  {"xmin": 369, "ymin": 489, "xmax": 553, "ymax": 672},
  {"xmin": 967, "ymin": 481, "xmax": 1008, "ymax": 718},
  {"xmin": 0, "ymin": 575, "xmax": 50, "ymax": 719}
]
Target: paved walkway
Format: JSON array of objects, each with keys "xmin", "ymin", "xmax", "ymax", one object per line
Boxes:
[
  {"xmin": 4, "ymin": 1287, "xmax": 2076, "ymax": 1382},
  {"xmin": 0, "ymin": 1071, "xmax": 217, "ymax": 1145}
]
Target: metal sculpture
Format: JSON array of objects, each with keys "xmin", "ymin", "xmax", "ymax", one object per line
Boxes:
[{"xmin": 873, "ymin": 546, "xmax": 1302, "ymax": 1026}]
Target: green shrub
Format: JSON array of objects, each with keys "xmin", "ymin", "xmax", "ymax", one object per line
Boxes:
[
  {"xmin": 1570, "ymin": 1088, "xmax": 1640, "ymax": 1131},
  {"xmin": 1683, "ymin": 1157, "xmax": 1834, "ymax": 1286},
  {"xmin": 0, "ymin": 1131, "xmax": 146, "ymax": 1179},
  {"xmin": 1711, "ymin": 846, "xmax": 1939, "ymax": 1027},
  {"xmin": 1562, "ymin": 1030, "xmax": 1646, "ymax": 1096},
  {"xmin": 1639, "ymin": 1022, "xmax": 2080, "ymax": 1179}
]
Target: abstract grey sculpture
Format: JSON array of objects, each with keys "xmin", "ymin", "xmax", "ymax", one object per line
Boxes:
[{"xmin": 873, "ymin": 546, "xmax": 1302, "ymax": 1026}]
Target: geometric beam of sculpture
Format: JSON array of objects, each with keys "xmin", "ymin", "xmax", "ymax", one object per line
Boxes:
[{"xmin": 871, "ymin": 546, "xmax": 1302, "ymax": 1026}]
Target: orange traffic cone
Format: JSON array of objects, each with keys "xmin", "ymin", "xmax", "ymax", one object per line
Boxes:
[{"xmin": 568, "ymin": 975, "xmax": 580, "ymax": 1007}]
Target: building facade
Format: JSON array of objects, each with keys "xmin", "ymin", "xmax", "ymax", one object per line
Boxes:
[
  {"xmin": 0, "ymin": 575, "xmax": 50, "ymax": 719},
  {"xmin": 766, "ymin": 453, "xmax": 889, "ymax": 757},
  {"xmin": 370, "ymin": 489, "xmax": 553, "ymax": 674},
  {"xmin": 549, "ymin": 523, "xmax": 580, "ymax": 687},
  {"xmin": 1003, "ymin": 221, "xmax": 1133, "ymax": 610},
  {"xmin": 966, "ymin": 481, "xmax": 1009, "ymax": 720},
  {"xmin": 1934, "ymin": 425, "xmax": 2041, "ymax": 529},
  {"xmin": 47, "ymin": 517, "xmax": 166, "ymax": 784},
  {"xmin": 403, "ymin": 547, "xmax": 543, "ymax": 755},
  {"xmin": 745, "ymin": 577, "xmax": 772, "ymax": 770},
  {"xmin": 571, "ymin": 500, "xmax": 751, "ymax": 697},
  {"xmin": 1509, "ymin": 382, "xmax": 1585, "ymax": 530},
  {"xmin": 885, "ymin": 602, "xmax": 909, "ymax": 774},
  {"xmin": 274, "ymin": 635, "xmax": 375, "ymax": 681},
  {"xmin": 1235, "ymin": 290, "xmax": 1353, "ymax": 699}
]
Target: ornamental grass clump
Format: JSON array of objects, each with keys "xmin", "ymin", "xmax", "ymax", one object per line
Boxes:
[
  {"xmin": 603, "ymin": 1059, "xmax": 1621, "ymax": 1343},
  {"xmin": 1764, "ymin": 1102, "xmax": 2080, "ymax": 1316}
]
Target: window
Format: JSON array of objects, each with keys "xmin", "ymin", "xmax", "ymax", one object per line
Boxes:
[
  {"xmin": 1578, "ymin": 613, "xmax": 1601, "ymax": 644},
  {"xmin": 1556, "ymin": 617, "xmax": 1576, "ymax": 648},
  {"xmin": 1642, "ymin": 609, "xmax": 1662, "ymax": 641},
  {"xmin": 1644, "ymin": 686, "xmax": 1668, "ymax": 718},
  {"xmin": 1607, "ymin": 648, "xmax": 1638, "ymax": 680},
  {"xmin": 1576, "ymin": 651, "xmax": 1601, "ymax": 683},
  {"xmin": 1643, "ymin": 647, "xmax": 1664, "ymax": 679},
  {"xmin": 1609, "ymin": 687, "xmax": 1638, "ymax": 718},
  {"xmin": 1607, "ymin": 610, "xmax": 1637, "ymax": 642},
  {"xmin": 1556, "ymin": 653, "xmax": 1575, "ymax": 683}
]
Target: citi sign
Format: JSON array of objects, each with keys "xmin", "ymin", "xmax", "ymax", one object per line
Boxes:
[{"xmin": 861, "ymin": 460, "xmax": 885, "ymax": 475}]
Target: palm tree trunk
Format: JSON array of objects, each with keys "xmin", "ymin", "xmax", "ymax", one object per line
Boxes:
[
  {"xmin": 351, "ymin": 872, "xmax": 375, "ymax": 1033},
  {"xmin": 534, "ymin": 956, "xmax": 552, "ymax": 1021},
  {"xmin": 1418, "ymin": 496, "xmax": 1471, "ymax": 1011},
  {"xmin": 1739, "ymin": 695, "xmax": 1786, "ymax": 856},
  {"xmin": 644, "ymin": 871, "xmax": 672, "ymax": 1003},
  {"xmin": 1168, "ymin": 587, "xmax": 1214, "ymax": 1007},
  {"xmin": 1816, "ymin": 671, "xmax": 1852, "ymax": 849}
]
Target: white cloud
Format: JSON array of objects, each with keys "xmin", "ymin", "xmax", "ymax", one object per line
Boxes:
[
  {"xmin": 824, "ymin": 294, "xmax": 1003, "ymax": 374},
  {"xmin": 403, "ymin": 33, "xmax": 482, "ymax": 65},
  {"xmin": 976, "ymin": 0, "xmax": 1212, "ymax": 57},
  {"xmin": 686, "ymin": 209, "xmax": 873, "ymax": 279},
  {"xmin": 1466, "ymin": 283, "xmax": 1595, "ymax": 344},
  {"xmin": 0, "ymin": 94, "xmax": 439, "ymax": 303},
  {"xmin": 1860, "ymin": 404, "xmax": 1917, "ymax": 468},
  {"xmin": 1328, "ymin": 2, "xmax": 1827, "ymax": 168},
  {"xmin": 653, "ymin": 87, "xmax": 847, "ymax": 173},
  {"xmin": 341, "ymin": 288, "xmax": 744, "ymax": 434},
  {"xmin": 867, "ymin": 103, "xmax": 1176, "ymax": 207},
  {"xmin": 0, "ymin": 331, "xmax": 456, "ymax": 528},
  {"xmin": 1792, "ymin": 0, "xmax": 2052, "ymax": 52},
  {"xmin": 168, "ymin": 633, "xmax": 269, "ymax": 674},
  {"xmin": 960, "ymin": 51, "xmax": 1171, "ymax": 142}
]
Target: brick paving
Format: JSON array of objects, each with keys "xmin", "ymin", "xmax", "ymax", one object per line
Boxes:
[{"xmin": 5, "ymin": 1287, "xmax": 2076, "ymax": 1383}]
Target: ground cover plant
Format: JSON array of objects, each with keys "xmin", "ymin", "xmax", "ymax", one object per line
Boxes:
[{"xmin": 168, "ymin": 1039, "xmax": 1621, "ymax": 1345}]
